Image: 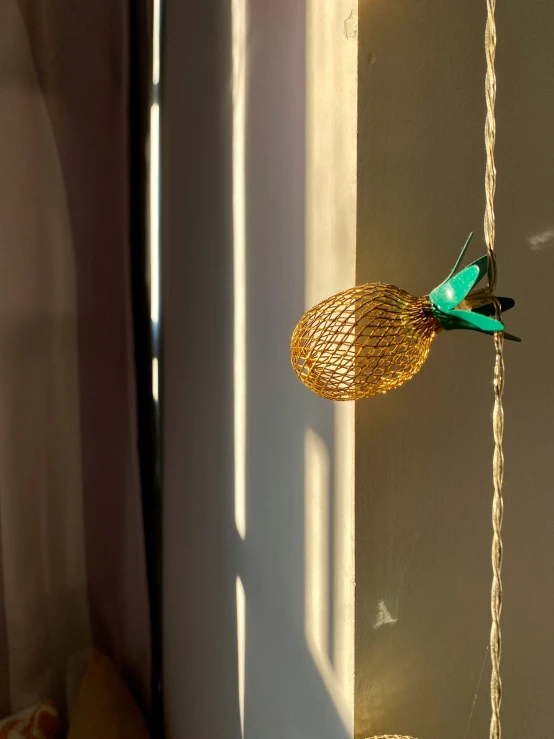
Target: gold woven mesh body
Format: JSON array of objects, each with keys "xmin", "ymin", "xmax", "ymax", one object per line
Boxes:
[{"xmin": 290, "ymin": 284, "xmax": 439, "ymax": 401}]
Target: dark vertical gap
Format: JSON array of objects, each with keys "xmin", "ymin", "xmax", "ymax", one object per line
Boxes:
[{"xmin": 129, "ymin": 0, "xmax": 164, "ymax": 734}]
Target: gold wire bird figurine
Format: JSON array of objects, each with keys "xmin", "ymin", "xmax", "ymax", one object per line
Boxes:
[{"xmin": 290, "ymin": 234, "xmax": 518, "ymax": 401}]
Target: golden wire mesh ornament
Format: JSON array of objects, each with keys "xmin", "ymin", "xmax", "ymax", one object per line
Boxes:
[
  {"xmin": 291, "ymin": 284, "xmax": 438, "ymax": 401},
  {"xmin": 291, "ymin": 231, "xmax": 517, "ymax": 403}
]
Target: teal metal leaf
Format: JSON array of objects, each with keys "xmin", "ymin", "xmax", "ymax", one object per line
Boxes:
[
  {"xmin": 473, "ymin": 296, "xmax": 515, "ymax": 317},
  {"xmin": 444, "ymin": 232, "xmax": 474, "ymax": 282},
  {"xmin": 430, "ymin": 264, "xmax": 480, "ymax": 311},
  {"xmin": 445, "ymin": 309, "xmax": 504, "ymax": 333},
  {"xmin": 428, "ymin": 234, "xmax": 518, "ymax": 341},
  {"xmin": 430, "ymin": 253, "xmax": 490, "ymax": 312},
  {"xmin": 464, "ymin": 254, "xmax": 489, "ymax": 285}
]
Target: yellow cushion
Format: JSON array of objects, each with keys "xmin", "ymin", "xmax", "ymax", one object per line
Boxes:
[
  {"xmin": 0, "ymin": 700, "xmax": 59, "ymax": 738},
  {"xmin": 68, "ymin": 650, "xmax": 150, "ymax": 739}
]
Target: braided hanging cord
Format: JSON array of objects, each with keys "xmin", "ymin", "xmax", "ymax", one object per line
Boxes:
[{"xmin": 484, "ymin": 1, "xmax": 505, "ymax": 739}]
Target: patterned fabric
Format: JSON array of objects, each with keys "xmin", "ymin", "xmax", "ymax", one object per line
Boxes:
[{"xmin": 0, "ymin": 701, "xmax": 59, "ymax": 739}]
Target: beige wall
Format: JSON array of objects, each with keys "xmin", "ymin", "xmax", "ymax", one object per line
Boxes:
[{"xmin": 355, "ymin": 1, "xmax": 553, "ymax": 737}]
